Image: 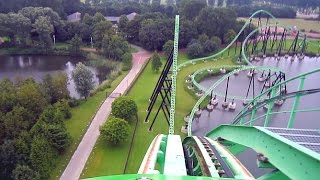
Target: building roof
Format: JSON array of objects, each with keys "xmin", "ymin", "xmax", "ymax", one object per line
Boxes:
[
  {"xmin": 105, "ymin": 12, "xmax": 138, "ymax": 23},
  {"xmin": 67, "ymin": 12, "xmax": 81, "ymax": 22}
]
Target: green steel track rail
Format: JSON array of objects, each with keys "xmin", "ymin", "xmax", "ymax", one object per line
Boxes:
[
  {"xmin": 233, "ymin": 68, "xmax": 320, "ymax": 128},
  {"xmin": 177, "ymin": 10, "xmax": 277, "ymax": 69},
  {"xmin": 186, "ymin": 9, "xmax": 320, "ymax": 136},
  {"xmin": 206, "ymin": 125, "xmax": 320, "ymax": 180},
  {"xmin": 190, "ymin": 65, "xmax": 282, "ymax": 101},
  {"xmin": 169, "ymin": 15, "xmax": 179, "ymax": 135}
]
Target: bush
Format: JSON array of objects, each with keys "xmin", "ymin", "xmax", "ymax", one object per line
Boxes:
[
  {"xmin": 187, "ymin": 42, "xmax": 203, "ymax": 58},
  {"xmin": 151, "ymin": 52, "xmax": 162, "ymax": 72},
  {"xmin": 54, "ymin": 99, "xmax": 72, "ymax": 119},
  {"xmin": 100, "ymin": 117, "xmax": 130, "ymax": 145},
  {"xmin": 111, "ymin": 96, "xmax": 137, "ymax": 121},
  {"xmin": 163, "ymin": 40, "xmax": 174, "ymax": 58},
  {"xmin": 203, "ymin": 40, "xmax": 218, "ymax": 54},
  {"xmin": 68, "ymin": 98, "xmax": 81, "ymax": 107},
  {"xmin": 211, "ymin": 36, "xmax": 222, "ymax": 46},
  {"xmin": 122, "ymin": 53, "xmax": 133, "ymax": 71}
]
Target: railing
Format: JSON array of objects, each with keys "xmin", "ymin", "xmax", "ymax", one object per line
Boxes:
[{"xmin": 232, "ymin": 68, "xmax": 320, "ymax": 128}]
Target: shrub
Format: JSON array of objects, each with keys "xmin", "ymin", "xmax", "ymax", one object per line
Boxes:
[
  {"xmin": 100, "ymin": 117, "xmax": 130, "ymax": 145},
  {"xmin": 187, "ymin": 42, "xmax": 203, "ymax": 58},
  {"xmin": 111, "ymin": 96, "xmax": 137, "ymax": 121}
]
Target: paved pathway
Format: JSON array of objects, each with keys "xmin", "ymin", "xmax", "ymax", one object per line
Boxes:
[{"xmin": 60, "ymin": 47, "xmax": 151, "ymax": 180}]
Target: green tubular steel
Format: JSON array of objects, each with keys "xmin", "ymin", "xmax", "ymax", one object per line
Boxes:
[
  {"xmin": 190, "ymin": 65, "xmax": 281, "ymax": 101},
  {"xmin": 206, "ymin": 125, "xmax": 320, "ymax": 180},
  {"xmin": 257, "ymin": 170, "xmax": 290, "ymax": 180},
  {"xmin": 85, "ymin": 174, "xmax": 230, "ymax": 180},
  {"xmin": 287, "ymin": 77, "xmax": 305, "ymax": 128},
  {"xmin": 187, "ymin": 66, "xmax": 282, "ymax": 136},
  {"xmin": 233, "ymin": 68, "xmax": 320, "ymax": 126},
  {"xmin": 264, "ymin": 88, "xmax": 276, "ymax": 127},
  {"xmin": 177, "ymin": 10, "xmax": 278, "ymax": 69},
  {"xmin": 244, "ymin": 107, "xmax": 320, "ymax": 126},
  {"xmin": 169, "ymin": 15, "xmax": 179, "ymax": 135}
]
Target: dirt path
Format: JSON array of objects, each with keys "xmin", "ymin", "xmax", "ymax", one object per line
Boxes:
[{"xmin": 60, "ymin": 47, "xmax": 151, "ymax": 180}]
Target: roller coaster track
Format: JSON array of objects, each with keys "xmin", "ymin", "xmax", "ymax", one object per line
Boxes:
[
  {"xmin": 185, "ymin": 10, "xmax": 320, "ymax": 136},
  {"xmin": 90, "ymin": 10, "xmax": 320, "ymax": 180}
]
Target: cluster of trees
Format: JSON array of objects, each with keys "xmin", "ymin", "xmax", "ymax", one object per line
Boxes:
[
  {"xmin": 261, "ymin": 0, "xmax": 320, "ymax": 8},
  {"xmin": 118, "ymin": 1, "xmax": 241, "ymax": 54},
  {"xmin": 233, "ymin": 5, "xmax": 296, "ymax": 18},
  {"xmin": 0, "ymin": 0, "xmax": 82, "ymax": 16},
  {"xmin": 0, "ymin": 75, "xmax": 72, "ymax": 179},
  {"xmin": 0, "ymin": 7, "xmax": 64, "ymax": 48},
  {"xmin": 186, "ymin": 34, "xmax": 222, "ymax": 58},
  {"xmin": 100, "ymin": 96, "xmax": 137, "ymax": 145}
]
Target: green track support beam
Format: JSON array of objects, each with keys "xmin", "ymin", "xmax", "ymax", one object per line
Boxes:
[
  {"xmin": 206, "ymin": 125, "xmax": 320, "ymax": 180},
  {"xmin": 169, "ymin": 15, "xmax": 179, "ymax": 135},
  {"xmin": 287, "ymin": 77, "xmax": 305, "ymax": 128},
  {"xmin": 264, "ymin": 88, "xmax": 276, "ymax": 127},
  {"xmin": 250, "ymin": 99, "xmax": 257, "ymax": 126},
  {"xmin": 257, "ymin": 170, "xmax": 290, "ymax": 180}
]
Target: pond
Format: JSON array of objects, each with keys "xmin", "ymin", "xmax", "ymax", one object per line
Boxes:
[{"xmin": 0, "ymin": 55, "xmax": 101, "ymax": 98}]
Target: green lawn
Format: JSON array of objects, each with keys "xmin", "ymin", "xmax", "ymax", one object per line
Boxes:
[
  {"xmin": 81, "ymin": 51, "xmax": 235, "ymax": 178},
  {"xmin": 75, "ymin": 38, "xmax": 319, "ymax": 178},
  {"xmin": 49, "ymin": 71, "xmax": 129, "ymax": 180},
  {"xmin": 238, "ymin": 17, "xmax": 320, "ymax": 32}
]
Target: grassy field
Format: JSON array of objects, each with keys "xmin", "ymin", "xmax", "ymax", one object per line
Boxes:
[
  {"xmin": 77, "ymin": 36, "xmax": 319, "ymax": 178},
  {"xmin": 238, "ymin": 18, "xmax": 320, "ymax": 32},
  {"xmin": 50, "ymin": 70, "xmax": 129, "ymax": 180},
  {"xmin": 81, "ymin": 51, "xmax": 235, "ymax": 178}
]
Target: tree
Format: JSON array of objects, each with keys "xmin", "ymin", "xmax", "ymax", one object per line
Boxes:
[
  {"xmin": 0, "ymin": 79, "xmax": 17, "ymax": 113},
  {"xmin": 54, "ymin": 99, "xmax": 72, "ymax": 119},
  {"xmin": 179, "ymin": 18, "xmax": 198, "ymax": 48},
  {"xmin": 224, "ymin": 29, "xmax": 236, "ymax": 44},
  {"xmin": 151, "ymin": 52, "xmax": 162, "ymax": 72},
  {"xmin": 72, "ymin": 62, "xmax": 94, "ymax": 99},
  {"xmin": 0, "ymin": 140, "xmax": 18, "ymax": 178},
  {"xmin": 30, "ymin": 136, "xmax": 57, "ymax": 179},
  {"xmin": 4, "ymin": 106, "xmax": 32, "ymax": 139},
  {"xmin": 93, "ymin": 12, "xmax": 106, "ymax": 24},
  {"xmin": 111, "ymin": 96, "xmax": 137, "ymax": 121},
  {"xmin": 82, "ymin": 13, "xmax": 93, "ymax": 26},
  {"xmin": 16, "ymin": 79, "xmax": 47, "ymax": 120},
  {"xmin": 180, "ymin": 0, "xmax": 207, "ymax": 20},
  {"xmin": 33, "ymin": 16, "xmax": 54, "ymax": 48},
  {"xmin": 198, "ymin": 33, "xmax": 209, "ymax": 46},
  {"xmin": 100, "ymin": 117, "xmax": 130, "ymax": 145},
  {"xmin": 163, "ymin": 40, "xmax": 174, "ymax": 58},
  {"xmin": 93, "ymin": 21, "xmax": 112, "ymax": 48},
  {"xmin": 12, "ymin": 165, "xmax": 40, "ymax": 180},
  {"xmin": 138, "ymin": 18, "xmax": 174, "ymax": 50},
  {"xmin": 42, "ymin": 74, "xmax": 69, "ymax": 104},
  {"xmin": 39, "ymin": 106, "xmax": 64, "ymax": 125},
  {"xmin": 69, "ymin": 34, "xmax": 82, "ymax": 55},
  {"xmin": 196, "ymin": 7, "xmax": 237, "ymax": 41},
  {"xmin": 203, "ymin": 40, "xmax": 218, "ymax": 54},
  {"xmin": 122, "ymin": 52, "xmax": 133, "ymax": 71},
  {"xmin": 187, "ymin": 42, "xmax": 203, "ymax": 58},
  {"xmin": 211, "ymin": 36, "xmax": 222, "ymax": 46},
  {"xmin": 118, "ymin": 15, "xmax": 129, "ymax": 33},
  {"xmin": 102, "ymin": 35, "xmax": 129, "ymax": 60},
  {"xmin": 45, "ymin": 124, "xmax": 70, "ymax": 153},
  {"xmin": 5, "ymin": 13, "xmax": 32, "ymax": 46}
]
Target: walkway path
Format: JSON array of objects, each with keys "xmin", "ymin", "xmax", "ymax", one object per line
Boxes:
[{"xmin": 60, "ymin": 46, "xmax": 151, "ymax": 180}]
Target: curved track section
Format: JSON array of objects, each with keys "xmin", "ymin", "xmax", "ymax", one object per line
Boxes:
[
  {"xmin": 185, "ymin": 10, "xmax": 320, "ymax": 136},
  {"xmin": 232, "ymin": 68, "xmax": 320, "ymax": 127}
]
